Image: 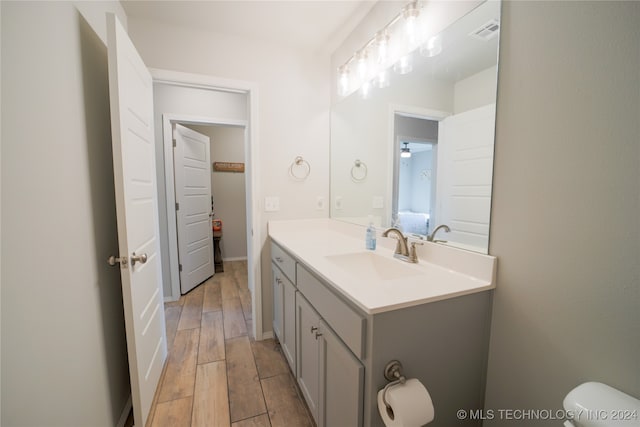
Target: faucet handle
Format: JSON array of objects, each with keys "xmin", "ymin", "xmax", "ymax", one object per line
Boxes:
[{"xmin": 409, "ymin": 241, "xmax": 424, "ymax": 263}]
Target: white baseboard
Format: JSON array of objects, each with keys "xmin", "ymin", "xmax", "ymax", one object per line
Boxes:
[
  {"xmin": 261, "ymin": 331, "xmax": 274, "ymax": 341},
  {"xmin": 116, "ymin": 395, "xmax": 132, "ymax": 427},
  {"xmin": 164, "ymin": 295, "xmax": 180, "ymax": 303},
  {"xmin": 223, "ymin": 256, "xmax": 248, "ymax": 262}
]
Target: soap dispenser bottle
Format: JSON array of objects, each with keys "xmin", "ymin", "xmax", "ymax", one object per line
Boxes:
[{"xmin": 365, "ymin": 217, "xmax": 377, "ymax": 250}]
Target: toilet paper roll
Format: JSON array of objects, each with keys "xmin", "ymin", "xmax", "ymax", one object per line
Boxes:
[{"xmin": 377, "ymin": 378, "xmax": 435, "ymax": 426}]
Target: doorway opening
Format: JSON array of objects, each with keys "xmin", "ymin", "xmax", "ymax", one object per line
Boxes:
[
  {"xmin": 391, "ymin": 112, "xmax": 442, "ymax": 238},
  {"xmin": 163, "ymin": 115, "xmax": 250, "ymax": 293},
  {"xmin": 182, "ymin": 122, "xmax": 248, "ymax": 274},
  {"xmin": 152, "ymin": 69, "xmax": 262, "ymax": 340},
  {"xmin": 395, "ymin": 139, "xmax": 437, "ymax": 236}
]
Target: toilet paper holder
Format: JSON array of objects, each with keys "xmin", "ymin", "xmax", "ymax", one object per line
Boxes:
[{"xmin": 382, "ymin": 360, "xmax": 407, "ymax": 415}]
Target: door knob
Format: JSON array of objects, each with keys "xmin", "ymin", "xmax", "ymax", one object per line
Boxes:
[
  {"xmin": 131, "ymin": 252, "xmax": 148, "ymax": 266},
  {"xmin": 107, "ymin": 255, "xmax": 128, "ymax": 268}
]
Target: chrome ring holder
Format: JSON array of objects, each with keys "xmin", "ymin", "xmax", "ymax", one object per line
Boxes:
[
  {"xmin": 381, "ymin": 360, "xmax": 406, "ymax": 420},
  {"xmin": 351, "ymin": 159, "xmax": 368, "ymax": 182},
  {"xmin": 289, "ymin": 156, "xmax": 311, "ymax": 181}
]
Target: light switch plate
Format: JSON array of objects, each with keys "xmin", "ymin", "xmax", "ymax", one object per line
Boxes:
[
  {"xmin": 264, "ymin": 196, "xmax": 280, "ymax": 212},
  {"xmin": 372, "ymin": 196, "xmax": 384, "ymax": 209},
  {"xmin": 316, "ymin": 196, "xmax": 325, "ymax": 210}
]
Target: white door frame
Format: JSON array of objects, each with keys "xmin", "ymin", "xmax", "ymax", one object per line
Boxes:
[{"xmin": 151, "ymin": 68, "xmax": 263, "ymax": 340}]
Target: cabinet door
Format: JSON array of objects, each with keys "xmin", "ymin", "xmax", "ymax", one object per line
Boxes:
[
  {"xmin": 319, "ymin": 319, "xmax": 364, "ymax": 427},
  {"xmin": 281, "ymin": 280, "xmax": 296, "ymax": 372},
  {"xmin": 272, "ymin": 264, "xmax": 284, "ymax": 341},
  {"xmin": 296, "ymin": 294, "xmax": 321, "ymax": 424}
]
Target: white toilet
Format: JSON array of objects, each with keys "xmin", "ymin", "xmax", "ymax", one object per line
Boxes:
[{"xmin": 563, "ymin": 382, "xmax": 640, "ymax": 426}]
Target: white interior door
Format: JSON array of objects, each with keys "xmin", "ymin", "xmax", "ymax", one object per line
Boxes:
[
  {"xmin": 437, "ymin": 103, "xmax": 495, "ymax": 248},
  {"xmin": 174, "ymin": 124, "xmax": 215, "ymax": 294},
  {"xmin": 106, "ymin": 14, "xmax": 166, "ymax": 427}
]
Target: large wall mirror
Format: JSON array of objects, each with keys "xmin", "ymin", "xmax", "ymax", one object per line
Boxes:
[{"xmin": 330, "ymin": 0, "xmax": 500, "ymax": 254}]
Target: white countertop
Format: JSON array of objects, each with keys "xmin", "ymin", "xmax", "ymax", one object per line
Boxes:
[{"xmin": 268, "ymin": 219, "xmax": 497, "ymax": 315}]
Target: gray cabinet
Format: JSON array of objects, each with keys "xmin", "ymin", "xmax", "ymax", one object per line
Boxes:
[
  {"xmin": 273, "ymin": 242, "xmax": 364, "ymax": 426},
  {"xmin": 296, "ymin": 294, "xmax": 321, "ymax": 423},
  {"xmin": 319, "ymin": 318, "xmax": 364, "ymax": 427},
  {"xmin": 271, "ymin": 239, "xmax": 492, "ymax": 427},
  {"xmin": 271, "ymin": 245, "xmax": 296, "ymax": 373},
  {"xmin": 272, "ymin": 264, "xmax": 284, "ymax": 340},
  {"xmin": 296, "ymin": 290, "xmax": 364, "ymax": 427},
  {"xmin": 281, "ymin": 277, "xmax": 296, "ymax": 371}
]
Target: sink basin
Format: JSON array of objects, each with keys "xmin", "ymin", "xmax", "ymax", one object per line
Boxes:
[{"xmin": 325, "ymin": 251, "xmax": 423, "ymax": 281}]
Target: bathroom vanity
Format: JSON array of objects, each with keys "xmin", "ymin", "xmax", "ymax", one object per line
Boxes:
[{"xmin": 269, "ymin": 219, "xmax": 497, "ymax": 427}]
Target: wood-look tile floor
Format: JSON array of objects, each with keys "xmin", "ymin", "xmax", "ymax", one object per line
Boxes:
[{"xmin": 147, "ymin": 261, "xmax": 315, "ymax": 427}]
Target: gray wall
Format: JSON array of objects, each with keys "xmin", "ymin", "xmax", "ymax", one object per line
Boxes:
[
  {"xmin": 485, "ymin": 1, "xmax": 640, "ymax": 424},
  {"xmin": 1, "ymin": 1, "xmax": 131, "ymax": 425},
  {"xmin": 410, "ymin": 150, "xmax": 433, "ymax": 214},
  {"xmin": 395, "ymin": 115, "xmax": 439, "ymax": 142},
  {"xmin": 188, "ymin": 124, "xmax": 248, "ymax": 261}
]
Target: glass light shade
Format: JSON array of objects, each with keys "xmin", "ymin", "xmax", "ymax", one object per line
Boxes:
[
  {"xmin": 337, "ymin": 66, "xmax": 350, "ymax": 96},
  {"xmin": 373, "ymin": 69, "xmax": 390, "ymax": 89},
  {"xmin": 403, "ymin": 2, "xmax": 420, "ymax": 48},
  {"xmin": 357, "ymin": 51, "xmax": 369, "ymax": 82},
  {"xmin": 393, "ymin": 54, "xmax": 413, "ymax": 75},
  {"xmin": 420, "ymin": 35, "xmax": 443, "ymax": 58},
  {"xmin": 359, "ymin": 81, "xmax": 372, "ymax": 99},
  {"xmin": 375, "ymin": 31, "xmax": 390, "ymax": 65}
]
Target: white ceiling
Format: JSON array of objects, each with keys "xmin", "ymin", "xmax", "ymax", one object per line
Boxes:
[{"xmin": 120, "ymin": 0, "xmax": 378, "ymax": 53}]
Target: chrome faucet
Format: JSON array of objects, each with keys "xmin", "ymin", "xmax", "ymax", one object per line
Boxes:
[
  {"xmin": 382, "ymin": 228, "xmax": 423, "ymax": 263},
  {"xmin": 427, "ymin": 224, "xmax": 451, "ymax": 242}
]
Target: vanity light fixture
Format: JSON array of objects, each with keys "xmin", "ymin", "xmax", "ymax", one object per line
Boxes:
[
  {"xmin": 401, "ymin": 142, "xmax": 412, "ymax": 158},
  {"xmin": 336, "ymin": 1, "xmax": 433, "ymax": 98}
]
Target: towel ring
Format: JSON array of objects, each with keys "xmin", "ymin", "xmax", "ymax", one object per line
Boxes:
[
  {"xmin": 351, "ymin": 159, "xmax": 368, "ymax": 182},
  {"xmin": 289, "ymin": 156, "xmax": 311, "ymax": 181}
]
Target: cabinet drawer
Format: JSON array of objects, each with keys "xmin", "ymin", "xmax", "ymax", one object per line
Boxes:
[
  {"xmin": 297, "ymin": 264, "xmax": 365, "ymax": 359},
  {"xmin": 271, "ymin": 242, "xmax": 296, "ymax": 283}
]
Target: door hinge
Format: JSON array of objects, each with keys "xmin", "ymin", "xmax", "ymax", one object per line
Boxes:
[
  {"xmin": 175, "ymin": 202, "xmax": 180, "ymax": 211},
  {"xmin": 107, "ymin": 255, "xmax": 128, "ymax": 269},
  {"xmin": 173, "ymin": 138, "xmax": 176, "ymax": 148},
  {"xmin": 179, "ymin": 264, "xmax": 183, "ymax": 272}
]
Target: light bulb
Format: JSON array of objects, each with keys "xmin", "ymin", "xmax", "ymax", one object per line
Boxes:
[
  {"xmin": 357, "ymin": 50, "xmax": 369, "ymax": 82},
  {"xmin": 393, "ymin": 54, "xmax": 413, "ymax": 75},
  {"xmin": 360, "ymin": 81, "xmax": 371, "ymax": 99},
  {"xmin": 403, "ymin": 2, "xmax": 420, "ymax": 48},
  {"xmin": 401, "ymin": 143, "xmax": 412, "ymax": 158},
  {"xmin": 375, "ymin": 30, "xmax": 390, "ymax": 66}
]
